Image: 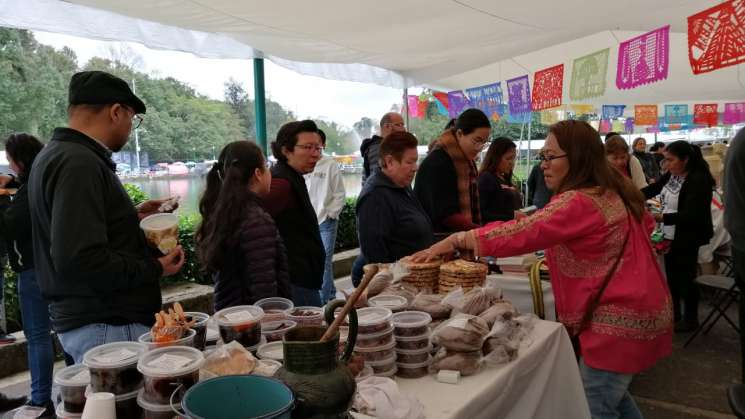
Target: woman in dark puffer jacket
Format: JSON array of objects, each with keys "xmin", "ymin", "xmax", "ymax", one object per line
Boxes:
[{"xmin": 197, "ymin": 141, "xmax": 291, "ymax": 310}]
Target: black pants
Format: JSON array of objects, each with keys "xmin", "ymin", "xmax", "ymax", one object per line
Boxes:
[
  {"xmin": 732, "ymin": 247, "xmax": 745, "ymax": 383},
  {"xmin": 664, "ymin": 241, "xmax": 701, "ymax": 323}
]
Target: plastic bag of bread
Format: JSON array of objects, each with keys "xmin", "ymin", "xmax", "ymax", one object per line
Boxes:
[
  {"xmin": 478, "ymin": 300, "xmax": 518, "ymax": 327},
  {"xmin": 411, "ymin": 293, "xmax": 452, "ymax": 320},
  {"xmin": 201, "ymin": 341, "xmax": 257, "ymax": 378},
  {"xmin": 482, "ymin": 337, "xmax": 519, "ymax": 365},
  {"xmin": 457, "ymin": 287, "xmax": 503, "ymax": 316},
  {"xmin": 432, "ymin": 314, "xmax": 490, "ymax": 352},
  {"xmin": 431, "ymin": 348, "xmax": 482, "ymax": 376}
]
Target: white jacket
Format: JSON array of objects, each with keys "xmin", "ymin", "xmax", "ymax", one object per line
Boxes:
[
  {"xmin": 305, "ymin": 156, "xmax": 346, "ymax": 223},
  {"xmin": 629, "ymin": 155, "xmax": 648, "ymax": 189}
]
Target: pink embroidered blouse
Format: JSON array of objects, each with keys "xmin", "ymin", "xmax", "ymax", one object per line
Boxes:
[{"xmin": 472, "ymin": 189, "xmax": 672, "ymax": 374}]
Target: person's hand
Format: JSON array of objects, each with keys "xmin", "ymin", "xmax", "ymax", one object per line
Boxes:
[
  {"xmin": 137, "ymin": 197, "xmax": 179, "ymax": 219},
  {"xmin": 158, "ymin": 246, "xmax": 185, "ymax": 277},
  {"xmin": 410, "ymin": 236, "xmax": 458, "ymax": 262},
  {"xmin": 0, "ymin": 174, "xmax": 13, "ymax": 188},
  {"xmin": 514, "ymin": 211, "xmax": 527, "ymax": 220}
]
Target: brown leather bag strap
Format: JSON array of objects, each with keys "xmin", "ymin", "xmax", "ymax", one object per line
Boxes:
[{"xmin": 574, "ymin": 214, "xmax": 632, "ymax": 336}]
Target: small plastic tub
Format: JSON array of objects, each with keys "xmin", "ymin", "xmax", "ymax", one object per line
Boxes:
[
  {"xmin": 394, "ymin": 332, "xmax": 431, "ymax": 350},
  {"xmin": 214, "ymin": 305, "xmax": 265, "ymax": 348},
  {"xmin": 355, "ymin": 365, "xmax": 373, "ymax": 382},
  {"xmin": 367, "ymin": 354, "xmax": 397, "ymax": 375},
  {"xmin": 392, "ymin": 311, "xmax": 432, "ymax": 337},
  {"xmin": 205, "ymin": 326, "xmax": 219, "ymax": 347},
  {"xmin": 137, "ymin": 346, "xmax": 205, "ymax": 405},
  {"xmin": 55, "ymin": 401, "xmax": 82, "ymax": 419},
  {"xmin": 256, "ymin": 341, "xmax": 284, "ymax": 362},
  {"xmin": 260, "ymin": 320, "xmax": 297, "ymax": 342},
  {"xmin": 395, "ymin": 357, "xmax": 432, "ymax": 379},
  {"xmin": 246, "ymin": 336, "xmax": 267, "ymax": 355},
  {"xmin": 138, "ymin": 328, "xmax": 196, "ymax": 350},
  {"xmin": 137, "ymin": 389, "xmax": 177, "ymax": 419},
  {"xmin": 83, "ymin": 341, "xmax": 147, "ymax": 395},
  {"xmin": 255, "ymin": 297, "xmax": 294, "ymax": 322},
  {"xmin": 184, "ymin": 312, "xmax": 210, "ymax": 351},
  {"xmin": 355, "ymin": 307, "xmax": 393, "ymax": 334},
  {"xmin": 354, "ymin": 340, "xmax": 396, "ymax": 362},
  {"xmin": 84, "ymin": 386, "xmax": 142, "ymax": 418},
  {"xmin": 395, "ymin": 344, "xmax": 433, "ymax": 364},
  {"xmin": 368, "ymin": 294, "xmax": 409, "ymax": 312},
  {"xmin": 356, "ymin": 325, "xmax": 394, "ymax": 348},
  {"xmin": 54, "ymin": 364, "xmax": 90, "ymax": 413},
  {"xmin": 286, "ymin": 306, "xmax": 324, "ymax": 327}
]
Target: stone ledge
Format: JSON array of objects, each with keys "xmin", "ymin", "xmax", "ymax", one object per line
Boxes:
[{"xmin": 333, "ymin": 247, "xmax": 359, "ymax": 279}]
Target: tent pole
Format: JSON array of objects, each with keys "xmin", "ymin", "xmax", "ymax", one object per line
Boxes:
[
  {"xmin": 403, "ymin": 87, "xmax": 409, "ymax": 129},
  {"xmin": 253, "ymin": 58, "xmax": 268, "ymax": 155},
  {"xmin": 525, "ymin": 112, "xmax": 532, "ymax": 207}
]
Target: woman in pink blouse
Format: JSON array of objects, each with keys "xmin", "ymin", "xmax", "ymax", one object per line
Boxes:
[{"xmin": 413, "ymin": 120, "xmax": 672, "ymax": 419}]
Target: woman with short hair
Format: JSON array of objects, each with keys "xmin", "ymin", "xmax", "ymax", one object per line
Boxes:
[
  {"xmin": 632, "ymin": 137, "xmax": 660, "ymax": 183},
  {"xmin": 605, "ymin": 135, "xmax": 648, "ymax": 189},
  {"xmin": 478, "ymin": 137, "xmax": 525, "ymax": 222}
]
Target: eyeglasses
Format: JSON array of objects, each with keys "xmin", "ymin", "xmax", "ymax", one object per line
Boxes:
[
  {"xmin": 132, "ymin": 114, "xmax": 143, "ymax": 129},
  {"xmin": 471, "ymin": 138, "xmax": 490, "ymax": 150},
  {"xmin": 296, "ymin": 144, "xmax": 324, "ymax": 152},
  {"xmin": 385, "ymin": 122, "xmax": 405, "ymax": 129},
  {"xmin": 537, "ymin": 153, "xmax": 567, "ymax": 163}
]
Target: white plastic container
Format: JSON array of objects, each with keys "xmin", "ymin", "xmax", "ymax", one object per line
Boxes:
[
  {"xmin": 137, "ymin": 389, "xmax": 177, "ymax": 419},
  {"xmin": 356, "ymin": 325, "xmax": 394, "ymax": 348},
  {"xmin": 368, "ymin": 294, "xmax": 409, "ymax": 312},
  {"xmin": 255, "ymin": 297, "xmax": 294, "ymax": 322},
  {"xmin": 395, "ymin": 343, "xmax": 433, "ymax": 364},
  {"xmin": 392, "ymin": 311, "xmax": 432, "ymax": 337},
  {"xmin": 396, "ymin": 356, "xmax": 433, "ymax": 379},
  {"xmin": 354, "ymin": 339, "xmax": 396, "ymax": 362},
  {"xmin": 83, "ymin": 341, "xmax": 147, "ymax": 395},
  {"xmin": 137, "ymin": 346, "xmax": 205, "ymax": 405},
  {"xmin": 286, "ymin": 306, "xmax": 324, "ymax": 327},
  {"xmin": 260, "ymin": 320, "xmax": 297, "ymax": 342},
  {"xmin": 355, "ymin": 307, "xmax": 393, "ymax": 334},
  {"xmin": 256, "ymin": 341, "xmax": 284, "ymax": 362},
  {"xmin": 138, "ymin": 328, "xmax": 196, "ymax": 350},
  {"xmin": 54, "ymin": 364, "xmax": 90, "ymax": 414},
  {"xmin": 214, "ymin": 305, "xmax": 265, "ymax": 347}
]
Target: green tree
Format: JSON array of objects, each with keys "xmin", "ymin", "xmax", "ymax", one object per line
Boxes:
[
  {"xmin": 316, "ymin": 119, "xmax": 355, "ymax": 155},
  {"xmin": 353, "ymin": 116, "xmax": 376, "ymax": 139}
]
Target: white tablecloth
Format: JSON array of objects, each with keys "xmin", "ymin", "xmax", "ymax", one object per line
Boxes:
[
  {"xmin": 355, "ymin": 320, "xmax": 590, "ymax": 419},
  {"xmin": 487, "ymin": 274, "xmax": 557, "ymax": 321}
]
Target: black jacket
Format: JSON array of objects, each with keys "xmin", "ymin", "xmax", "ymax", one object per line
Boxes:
[
  {"xmin": 214, "ymin": 199, "xmax": 291, "ymax": 311},
  {"xmin": 633, "ymin": 151, "xmax": 660, "ymax": 182},
  {"xmin": 527, "ymin": 164, "xmax": 553, "ymax": 209},
  {"xmin": 642, "ymin": 170, "xmax": 714, "ymax": 247},
  {"xmin": 1, "ymin": 181, "xmax": 34, "ymax": 272},
  {"xmin": 360, "ymin": 135, "xmax": 382, "ymax": 184},
  {"xmin": 725, "ymin": 128, "xmax": 745, "ymax": 250},
  {"xmin": 357, "ymin": 171, "xmax": 434, "ymax": 263},
  {"xmin": 28, "ymin": 128, "xmax": 163, "ymax": 333},
  {"xmin": 478, "ymin": 171, "xmax": 520, "ymax": 223},
  {"xmin": 414, "ymin": 147, "xmax": 461, "ymax": 233},
  {"xmin": 269, "ymin": 161, "xmax": 325, "ymax": 290}
]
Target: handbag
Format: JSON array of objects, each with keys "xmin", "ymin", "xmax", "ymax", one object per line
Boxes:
[{"xmin": 569, "ymin": 214, "xmax": 632, "ymax": 358}]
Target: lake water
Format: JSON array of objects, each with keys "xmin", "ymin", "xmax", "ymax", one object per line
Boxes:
[{"xmin": 126, "ymin": 173, "xmax": 364, "ymax": 215}]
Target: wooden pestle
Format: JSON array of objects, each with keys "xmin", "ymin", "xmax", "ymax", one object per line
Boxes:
[{"xmin": 320, "ymin": 270, "xmax": 376, "ymax": 342}]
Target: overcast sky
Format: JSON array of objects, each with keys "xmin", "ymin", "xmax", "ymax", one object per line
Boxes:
[{"xmin": 33, "ymin": 31, "xmax": 410, "ymax": 129}]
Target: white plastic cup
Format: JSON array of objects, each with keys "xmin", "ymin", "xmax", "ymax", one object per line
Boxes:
[
  {"xmin": 81, "ymin": 392, "xmax": 116, "ymax": 419},
  {"xmin": 140, "ymin": 213, "xmax": 179, "ymax": 254}
]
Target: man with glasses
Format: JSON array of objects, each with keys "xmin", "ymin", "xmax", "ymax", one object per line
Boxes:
[{"xmin": 28, "ymin": 71, "xmax": 185, "ymax": 364}]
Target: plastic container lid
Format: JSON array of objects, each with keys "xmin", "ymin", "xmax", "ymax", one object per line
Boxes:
[
  {"xmin": 138, "ymin": 328, "xmax": 196, "ymax": 347},
  {"xmin": 260, "ymin": 320, "xmax": 297, "ymax": 335},
  {"xmin": 205, "ymin": 327, "xmax": 219, "ymax": 342},
  {"xmin": 392, "ymin": 331, "xmax": 431, "ymax": 342},
  {"xmin": 54, "ymin": 364, "xmax": 90, "ymax": 387},
  {"xmin": 396, "ymin": 355, "xmax": 433, "ymax": 369},
  {"xmin": 356, "ymin": 325, "xmax": 394, "ymax": 342},
  {"xmin": 184, "ymin": 312, "xmax": 210, "ymax": 326},
  {"xmin": 256, "ymin": 341, "xmax": 284, "ymax": 361},
  {"xmin": 136, "ymin": 389, "xmax": 173, "ymax": 413},
  {"xmin": 214, "ymin": 305, "xmax": 265, "ymax": 326},
  {"xmin": 255, "ymin": 297, "xmax": 294, "ymax": 312},
  {"xmin": 364, "ymin": 353, "xmax": 397, "ymax": 367},
  {"xmin": 394, "ymin": 343, "xmax": 433, "ymax": 355},
  {"xmin": 85, "ymin": 385, "xmax": 139, "ymax": 401},
  {"xmin": 137, "ymin": 346, "xmax": 205, "ymax": 378},
  {"xmin": 139, "ymin": 213, "xmax": 178, "ymax": 230},
  {"xmin": 83, "ymin": 341, "xmax": 147, "ymax": 369},
  {"xmin": 287, "ymin": 306, "xmax": 323, "ymax": 318},
  {"xmin": 355, "ymin": 307, "xmax": 393, "ymax": 327},
  {"xmin": 354, "ymin": 338, "xmax": 396, "ymax": 353},
  {"xmin": 55, "ymin": 402, "xmax": 82, "ymax": 418},
  {"xmin": 368, "ymin": 294, "xmax": 408, "ymax": 311},
  {"xmin": 376, "ymin": 365, "xmax": 398, "ymax": 377},
  {"xmin": 391, "ymin": 311, "xmax": 432, "ymax": 329}
]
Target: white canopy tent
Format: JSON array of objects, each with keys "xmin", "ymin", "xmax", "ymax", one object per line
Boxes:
[{"xmin": 1, "ymin": 0, "xmax": 743, "ymax": 108}]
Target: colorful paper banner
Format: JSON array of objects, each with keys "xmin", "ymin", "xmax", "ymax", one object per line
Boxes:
[
  {"xmin": 570, "ymin": 48, "xmax": 610, "ymax": 100},
  {"xmin": 602, "ymin": 105, "xmax": 626, "ymax": 119},
  {"xmin": 447, "ymin": 91, "xmax": 471, "ymax": 119},
  {"xmin": 693, "ymin": 104, "xmax": 718, "ymax": 127},
  {"xmin": 635, "ymin": 105, "xmax": 659, "ymax": 125},
  {"xmin": 506, "ymin": 75, "xmax": 532, "ymax": 118},
  {"xmin": 465, "ymin": 82, "xmax": 504, "ymax": 120},
  {"xmin": 540, "ymin": 109, "xmax": 562, "ymax": 125},
  {"xmin": 531, "ymin": 64, "xmax": 564, "ymax": 111},
  {"xmin": 407, "ymin": 95, "xmax": 422, "ymax": 118},
  {"xmin": 612, "ymin": 120, "xmax": 625, "ymax": 133},
  {"xmin": 599, "ymin": 119, "xmax": 612, "ymax": 133},
  {"xmin": 688, "ymin": 1, "xmax": 745, "ymax": 75},
  {"xmin": 665, "ymin": 104, "xmax": 689, "ymax": 125},
  {"xmin": 616, "ymin": 26, "xmax": 670, "ymax": 90},
  {"xmin": 724, "ymin": 102, "xmax": 745, "ymax": 124},
  {"xmin": 570, "ymin": 104, "xmax": 595, "ymax": 115},
  {"xmin": 433, "ymin": 92, "xmax": 450, "ymax": 116},
  {"xmin": 624, "ymin": 118, "xmax": 635, "ymax": 133}
]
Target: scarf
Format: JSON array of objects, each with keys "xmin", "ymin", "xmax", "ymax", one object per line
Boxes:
[{"xmin": 435, "ymin": 129, "xmax": 481, "ymax": 225}]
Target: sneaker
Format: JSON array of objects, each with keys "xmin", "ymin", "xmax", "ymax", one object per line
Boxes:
[
  {"xmin": 0, "ymin": 393, "xmax": 27, "ymax": 411},
  {"xmin": 23, "ymin": 401, "xmax": 55, "ymax": 419},
  {"xmin": 0, "ymin": 329, "xmax": 16, "ymax": 344}
]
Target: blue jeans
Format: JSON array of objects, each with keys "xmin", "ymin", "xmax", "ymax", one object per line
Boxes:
[
  {"xmin": 351, "ymin": 254, "xmax": 367, "ymax": 287},
  {"xmin": 58, "ymin": 323, "xmax": 150, "ymax": 364},
  {"xmin": 580, "ymin": 358, "xmax": 644, "ymax": 419},
  {"xmin": 18, "ymin": 270, "xmax": 54, "ymax": 405},
  {"xmin": 291, "ymin": 284, "xmax": 322, "ymax": 307},
  {"xmin": 318, "ymin": 218, "xmax": 339, "ymax": 304}
]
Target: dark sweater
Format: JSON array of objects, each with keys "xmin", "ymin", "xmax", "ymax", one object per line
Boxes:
[
  {"xmin": 266, "ymin": 161, "xmax": 325, "ymax": 290},
  {"xmin": 357, "ymin": 171, "xmax": 434, "ymax": 263},
  {"xmin": 725, "ymin": 128, "xmax": 745, "ymax": 251},
  {"xmin": 1, "ymin": 182, "xmax": 34, "ymax": 272},
  {"xmin": 213, "ymin": 199, "xmax": 291, "ymax": 311},
  {"xmin": 478, "ymin": 171, "xmax": 520, "ymax": 223},
  {"xmin": 360, "ymin": 135, "xmax": 382, "ymax": 184},
  {"xmin": 642, "ymin": 170, "xmax": 714, "ymax": 247},
  {"xmin": 527, "ymin": 164, "xmax": 553, "ymax": 209},
  {"xmin": 28, "ymin": 128, "xmax": 163, "ymax": 332},
  {"xmin": 633, "ymin": 151, "xmax": 661, "ymax": 182}
]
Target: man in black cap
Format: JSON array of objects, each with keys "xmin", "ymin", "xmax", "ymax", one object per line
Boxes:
[{"xmin": 28, "ymin": 71, "xmax": 185, "ymax": 365}]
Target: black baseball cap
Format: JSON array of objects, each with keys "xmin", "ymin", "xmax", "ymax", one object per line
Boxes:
[{"xmin": 68, "ymin": 71, "xmax": 146, "ymax": 114}]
